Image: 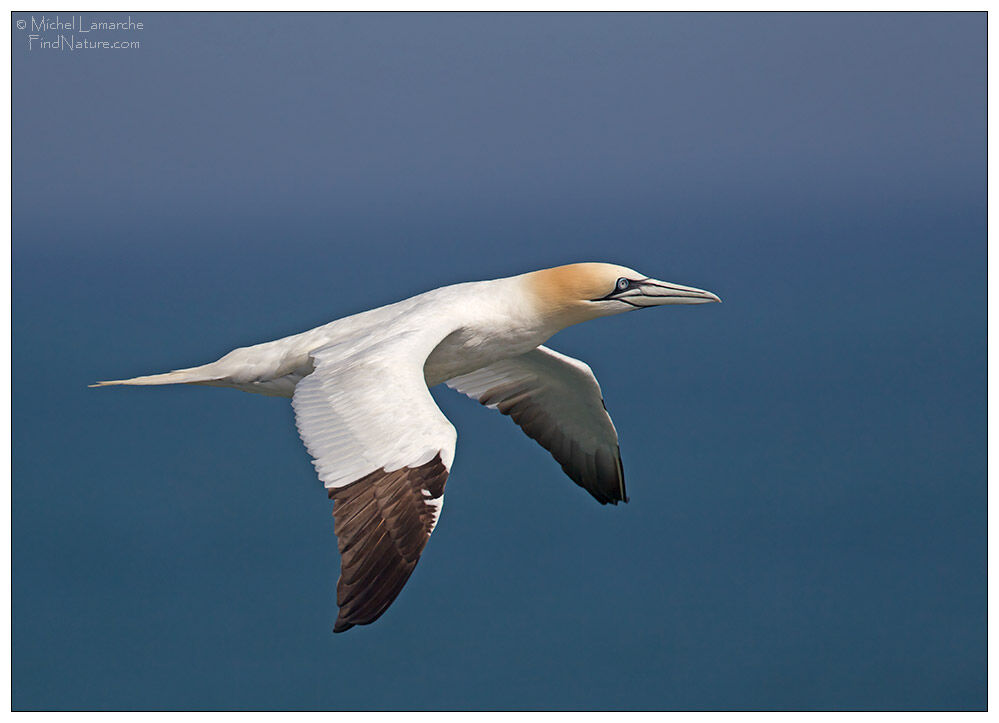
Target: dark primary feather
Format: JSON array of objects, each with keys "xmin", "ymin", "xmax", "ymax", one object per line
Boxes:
[
  {"xmin": 447, "ymin": 347, "xmax": 629, "ymax": 505},
  {"xmin": 484, "ymin": 382, "xmax": 627, "ymax": 504},
  {"xmin": 328, "ymin": 454, "xmax": 448, "ymax": 633}
]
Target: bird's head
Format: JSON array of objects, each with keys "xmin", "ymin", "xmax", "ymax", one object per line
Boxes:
[{"xmin": 525, "ymin": 262, "xmax": 721, "ymax": 328}]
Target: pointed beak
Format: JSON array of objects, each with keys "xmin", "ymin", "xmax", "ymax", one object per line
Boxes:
[{"xmin": 631, "ymin": 279, "xmax": 721, "ymax": 306}]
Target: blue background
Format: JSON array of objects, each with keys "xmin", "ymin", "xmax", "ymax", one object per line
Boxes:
[{"xmin": 13, "ymin": 12, "xmax": 985, "ymax": 711}]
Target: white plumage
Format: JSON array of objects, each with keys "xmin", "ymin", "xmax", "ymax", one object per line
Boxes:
[{"xmin": 93, "ymin": 262, "xmax": 719, "ymax": 632}]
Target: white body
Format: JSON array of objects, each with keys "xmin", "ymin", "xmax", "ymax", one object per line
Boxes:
[
  {"xmin": 94, "ymin": 262, "xmax": 719, "ymax": 633},
  {"xmin": 189, "ymin": 276, "xmax": 552, "ymax": 397}
]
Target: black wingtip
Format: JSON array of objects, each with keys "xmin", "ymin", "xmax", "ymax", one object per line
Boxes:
[{"xmin": 609, "ymin": 444, "xmax": 628, "ymax": 505}]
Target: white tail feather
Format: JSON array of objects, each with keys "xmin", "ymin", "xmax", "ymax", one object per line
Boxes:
[{"xmin": 89, "ymin": 366, "xmax": 220, "ymax": 388}]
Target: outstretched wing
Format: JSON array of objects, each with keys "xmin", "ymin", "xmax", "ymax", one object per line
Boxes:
[
  {"xmin": 292, "ymin": 332, "xmax": 457, "ymax": 633},
  {"xmin": 447, "ymin": 345, "xmax": 626, "ymax": 505}
]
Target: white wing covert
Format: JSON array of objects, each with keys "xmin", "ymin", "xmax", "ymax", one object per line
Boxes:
[
  {"xmin": 291, "ymin": 331, "xmax": 456, "ymax": 633},
  {"xmin": 447, "ymin": 345, "xmax": 627, "ymax": 505}
]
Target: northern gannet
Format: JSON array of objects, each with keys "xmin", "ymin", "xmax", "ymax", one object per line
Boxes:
[{"xmin": 93, "ymin": 262, "xmax": 720, "ymax": 632}]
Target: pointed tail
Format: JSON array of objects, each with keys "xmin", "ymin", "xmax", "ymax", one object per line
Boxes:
[{"xmin": 89, "ymin": 365, "xmax": 221, "ymax": 388}]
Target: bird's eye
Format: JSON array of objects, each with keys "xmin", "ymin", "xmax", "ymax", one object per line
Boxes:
[{"xmin": 616, "ymin": 278, "xmax": 630, "ymax": 291}]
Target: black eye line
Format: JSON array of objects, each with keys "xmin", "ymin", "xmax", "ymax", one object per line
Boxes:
[
  {"xmin": 590, "ymin": 278, "xmax": 646, "ymax": 303},
  {"xmin": 589, "ymin": 279, "xmax": 698, "ymax": 305}
]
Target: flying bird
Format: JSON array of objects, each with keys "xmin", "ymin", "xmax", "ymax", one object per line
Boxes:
[{"xmin": 93, "ymin": 262, "xmax": 720, "ymax": 632}]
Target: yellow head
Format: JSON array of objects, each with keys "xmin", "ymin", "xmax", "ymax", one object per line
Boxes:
[{"xmin": 524, "ymin": 262, "xmax": 720, "ymax": 328}]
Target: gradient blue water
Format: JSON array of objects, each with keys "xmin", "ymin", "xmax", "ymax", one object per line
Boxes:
[{"xmin": 13, "ymin": 13, "xmax": 985, "ymax": 710}]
